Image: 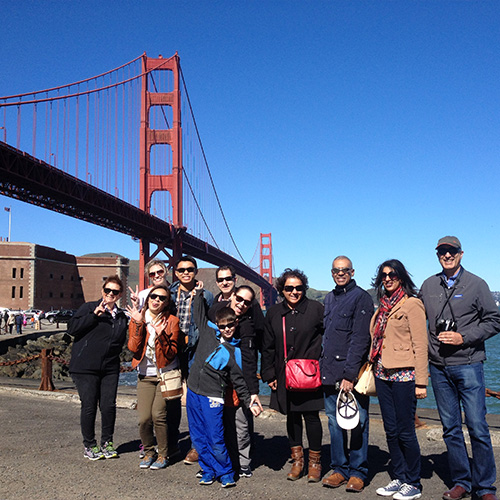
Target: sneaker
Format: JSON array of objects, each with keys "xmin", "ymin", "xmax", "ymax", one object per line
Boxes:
[
  {"xmin": 393, "ymin": 484, "xmax": 422, "ymax": 500},
  {"xmin": 84, "ymin": 446, "xmax": 104, "ymax": 461},
  {"xmin": 220, "ymin": 473, "xmax": 236, "ymax": 488},
  {"xmin": 196, "ymin": 469, "xmax": 204, "ymax": 478},
  {"xmin": 239, "ymin": 467, "xmax": 253, "ymax": 478},
  {"xmin": 377, "ymin": 479, "xmax": 403, "ymax": 497},
  {"xmin": 199, "ymin": 473, "xmax": 215, "ymax": 485},
  {"xmin": 140, "ymin": 456, "xmax": 156, "ymax": 469},
  {"xmin": 150, "ymin": 455, "xmax": 168, "ymax": 470},
  {"xmin": 101, "ymin": 441, "xmax": 118, "ymax": 459}
]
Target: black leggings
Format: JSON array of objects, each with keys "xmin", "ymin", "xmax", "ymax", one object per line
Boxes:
[{"xmin": 286, "ymin": 410, "xmax": 322, "ymax": 451}]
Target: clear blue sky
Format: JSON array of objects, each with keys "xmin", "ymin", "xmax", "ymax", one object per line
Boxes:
[{"xmin": 1, "ymin": 0, "xmax": 500, "ymax": 292}]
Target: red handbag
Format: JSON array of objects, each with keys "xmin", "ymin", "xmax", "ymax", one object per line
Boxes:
[{"xmin": 283, "ymin": 317, "xmax": 321, "ymax": 392}]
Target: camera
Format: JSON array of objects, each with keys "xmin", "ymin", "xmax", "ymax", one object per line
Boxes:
[{"xmin": 435, "ymin": 318, "xmax": 457, "ymax": 334}]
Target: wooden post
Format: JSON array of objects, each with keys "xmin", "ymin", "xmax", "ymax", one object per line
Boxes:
[{"xmin": 39, "ymin": 348, "xmax": 55, "ymax": 391}]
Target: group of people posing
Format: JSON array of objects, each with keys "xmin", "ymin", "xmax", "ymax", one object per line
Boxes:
[{"xmin": 67, "ymin": 235, "xmax": 499, "ymax": 500}]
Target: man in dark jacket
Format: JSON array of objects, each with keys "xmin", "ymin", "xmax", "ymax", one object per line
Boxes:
[
  {"xmin": 320, "ymin": 256, "xmax": 373, "ymax": 492},
  {"xmin": 420, "ymin": 236, "xmax": 500, "ymax": 500}
]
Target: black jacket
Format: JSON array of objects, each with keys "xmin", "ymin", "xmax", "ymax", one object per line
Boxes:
[
  {"xmin": 320, "ymin": 280, "xmax": 374, "ymax": 385},
  {"xmin": 188, "ymin": 293, "xmax": 251, "ymax": 407},
  {"xmin": 261, "ymin": 297, "xmax": 324, "ymax": 414},
  {"xmin": 68, "ymin": 300, "xmax": 129, "ymax": 374},
  {"xmin": 209, "ymin": 301, "xmax": 260, "ymax": 394}
]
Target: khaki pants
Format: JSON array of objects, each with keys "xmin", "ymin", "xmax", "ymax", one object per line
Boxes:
[{"xmin": 137, "ymin": 376, "xmax": 168, "ymax": 458}]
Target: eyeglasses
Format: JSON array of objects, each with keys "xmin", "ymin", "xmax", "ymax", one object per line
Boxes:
[
  {"xmin": 149, "ymin": 293, "xmax": 168, "ymax": 302},
  {"xmin": 381, "ymin": 272, "xmax": 398, "ymax": 280},
  {"xmin": 149, "ymin": 269, "xmax": 165, "ymax": 278},
  {"xmin": 217, "ymin": 321, "xmax": 236, "ymax": 330},
  {"xmin": 283, "ymin": 285, "xmax": 305, "ymax": 293},
  {"xmin": 437, "ymin": 246, "xmax": 460, "ymax": 256},
  {"xmin": 103, "ymin": 287, "xmax": 120, "ymax": 296},
  {"xmin": 235, "ymin": 295, "xmax": 252, "ymax": 307},
  {"xmin": 176, "ymin": 266, "xmax": 196, "ymax": 274},
  {"xmin": 332, "ymin": 267, "xmax": 352, "ymax": 275},
  {"xmin": 216, "ymin": 276, "xmax": 235, "ymax": 283}
]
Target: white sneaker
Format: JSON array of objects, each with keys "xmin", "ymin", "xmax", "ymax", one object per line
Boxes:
[
  {"xmin": 393, "ymin": 483, "xmax": 422, "ymax": 500},
  {"xmin": 377, "ymin": 479, "xmax": 403, "ymax": 497}
]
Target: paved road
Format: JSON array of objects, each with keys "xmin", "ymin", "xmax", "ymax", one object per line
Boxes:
[{"xmin": 1, "ymin": 379, "xmax": 499, "ymax": 500}]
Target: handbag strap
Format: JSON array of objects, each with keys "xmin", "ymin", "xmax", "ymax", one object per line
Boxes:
[{"xmin": 282, "ymin": 316, "xmax": 288, "ymax": 362}]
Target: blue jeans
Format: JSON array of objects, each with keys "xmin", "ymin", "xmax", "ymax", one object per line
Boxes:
[
  {"xmin": 186, "ymin": 388, "xmax": 233, "ymax": 479},
  {"xmin": 430, "ymin": 362, "xmax": 497, "ymax": 496},
  {"xmin": 324, "ymin": 386, "xmax": 369, "ymax": 481},
  {"xmin": 375, "ymin": 378, "xmax": 421, "ymax": 489}
]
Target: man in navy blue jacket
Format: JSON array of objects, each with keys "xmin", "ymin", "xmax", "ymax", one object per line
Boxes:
[{"xmin": 320, "ymin": 256, "xmax": 374, "ymax": 492}]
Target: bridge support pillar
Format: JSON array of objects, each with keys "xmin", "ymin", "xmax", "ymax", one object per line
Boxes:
[{"xmin": 259, "ymin": 233, "xmax": 275, "ymax": 309}]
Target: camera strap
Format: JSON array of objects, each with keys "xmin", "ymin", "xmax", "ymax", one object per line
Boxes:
[{"xmin": 437, "ymin": 271, "xmax": 462, "ymax": 322}]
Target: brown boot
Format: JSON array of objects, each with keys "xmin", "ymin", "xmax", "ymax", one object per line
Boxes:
[
  {"xmin": 287, "ymin": 446, "xmax": 304, "ymax": 480},
  {"xmin": 307, "ymin": 450, "xmax": 322, "ymax": 482}
]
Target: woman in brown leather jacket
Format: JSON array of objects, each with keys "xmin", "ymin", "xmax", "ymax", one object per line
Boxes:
[
  {"xmin": 369, "ymin": 260, "xmax": 428, "ymax": 500},
  {"xmin": 127, "ymin": 285, "xmax": 182, "ymax": 470}
]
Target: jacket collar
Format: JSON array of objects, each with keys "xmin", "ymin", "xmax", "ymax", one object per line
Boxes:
[
  {"xmin": 333, "ymin": 279, "xmax": 357, "ymax": 295},
  {"xmin": 280, "ymin": 296, "xmax": 308, "ymax": 315}
]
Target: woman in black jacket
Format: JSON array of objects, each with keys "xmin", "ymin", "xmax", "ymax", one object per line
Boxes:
[
  {"xmin": 69, "ymin": 275, "xmax": 129, "ymax": 461},
  {"xmin": 261, "ymin": 268, "xmax": 324, "ymax": 482}
]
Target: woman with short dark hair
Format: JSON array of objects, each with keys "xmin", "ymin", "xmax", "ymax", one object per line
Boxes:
[
  {"xmin": 370, "ymin": 260, "xmax": 428, "ymax": 500},
  {"xmin": 261, "ymin": 268, "xmax": 324, "ymax": 482},
  {"xmin": 69, "ymin": 275, "xmax": 129, "ymax": 461}
]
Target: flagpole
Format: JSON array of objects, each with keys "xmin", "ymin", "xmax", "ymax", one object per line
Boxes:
[{"xmin": 8, "ymin": 207, "xmax": 11, "ymax": 242}]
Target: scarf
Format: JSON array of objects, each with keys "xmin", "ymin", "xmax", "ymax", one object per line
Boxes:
[
  {"xmin": 144, "ymin": 309, "xmax": 165, "ymax": 365},
  {"xmin": 369, "ymin": 286, "xmax": 406, "ymax": 363}
]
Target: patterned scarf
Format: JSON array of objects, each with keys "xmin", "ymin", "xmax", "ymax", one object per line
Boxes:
[{"xmin": 369, "ymin": 286, "xmax": 406, "ymax": 362}]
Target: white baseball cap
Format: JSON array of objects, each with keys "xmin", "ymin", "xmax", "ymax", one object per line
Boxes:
[{"xmin": 336, "ymin": 390, "xmax": 360, "ymax": 430}]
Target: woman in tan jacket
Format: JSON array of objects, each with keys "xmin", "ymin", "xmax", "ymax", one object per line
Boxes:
[
  {"xmin": 127, "ymin": 285, "xmax": 182, "ymax": 470},
  {"xmin": 369, "ymin": 260, "xmax": 428, "ymax": 500}
]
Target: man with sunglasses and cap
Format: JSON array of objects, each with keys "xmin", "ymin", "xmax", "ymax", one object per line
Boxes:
[
  {"xmin": 420, "ymin": 236, "xmax": 500, "ymax": 500},
  {"xmin": 320, "ymin": 256, "xmax": 373, "ymax": 492}
]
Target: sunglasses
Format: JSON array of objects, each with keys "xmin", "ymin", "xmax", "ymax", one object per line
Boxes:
[
  {"xmin": 217, "ymin": 321, "xmax": 236, "ymax": 331},
  {"xmin": 176, "ymin": 266, "xmax": 196, "ymax": 274},
  {"xmin": 149, "ymin": 293, "xmax": 168, "ymax": 302},
  {"xmin": 381, "ymin": 272, "xmax": 398, "ymax": 280},
  {"xmin": 437, "ymin": 246, "xmax": 460, "ymax": 256},
  {"xmin": 149, "ymin": 269, "xmax": 165, "ymax": 278},
  {"xmin": 332, "ymin": 267, "xmax": 352, "ymax": 275},
  {"xmin": 216, "ymin": 276, "xmax": 235, "ymax": 283},
  {"xmin": 235, "ymin": 295, "xmax": 252, "ymax": 307},
  {"xmin": 103, "ymin": 287, "xmax": 120, "ymax": 296},
  {"xmin": 283, "ymin": 285, "xmax": 305, "ymax": 293}
]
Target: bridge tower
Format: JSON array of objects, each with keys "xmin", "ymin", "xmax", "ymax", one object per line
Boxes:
[
  {"xmin": 259, "ymin": 233, "xmax": 275, "ymax": 308},
  {"xmin": 139, "ymin": 53, "xmax": 184, "ymax": 288}
]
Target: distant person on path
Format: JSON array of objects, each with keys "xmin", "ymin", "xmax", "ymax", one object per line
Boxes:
[
  {"xmin": 321, "ymin": 256, "xmax": 373, "ymax": 492},
  {"xmin": 420, "ymin": 236, "xmax": 500, "ymax": 500},
  {"xmin": 7, "ymin": 312, "xmax": 15, "ymax": 334},
  {"xmin": 129, "ymin": 258, "xmax": 170, "ymax": 311},
  {"xmin": 68, "ymin": 275, "xmax": 129, "ymax": 461},
  {"xmin": 15, "ymin": 313, "xmax": 23, "ymax": 334},
  {"xmin": 261, "ymin": 268, "xmax": 324, "ymax": 482},
  {"xmin": 3, "ymin": 310, "xmax": 8, "ymax": 333},
  {"xmin": 127, "ymin": 285, "xmax": 182, "ymax": 470},
  {"xmin": 370, "ymin": 260, "xmax": 428, "ymax": 500},
  {"xmin": 169, "ymin": 255, "xmax": 213, "ymax": 465}
]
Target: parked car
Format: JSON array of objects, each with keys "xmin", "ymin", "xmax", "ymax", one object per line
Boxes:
[
  {"xmin": 24, "ymin": 309, "xmax": 45, "ymax": 320},
  {"xmin": 45, "ymin": 310, "xmax": 60, "ymax": 323},
  {"xmin": 49, "ymin": 309, "xmax": 75, "ymax": 323}
]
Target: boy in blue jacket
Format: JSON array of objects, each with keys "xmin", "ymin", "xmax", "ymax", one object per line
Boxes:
[{"xmin": 187, "ymin": 289, "xmax": 261, "ymax": 487}]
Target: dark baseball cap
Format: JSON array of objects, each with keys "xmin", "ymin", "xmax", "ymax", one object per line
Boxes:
[{"xmin": 436, "ymin": 236, "xmax": 462, "ymax": 250}]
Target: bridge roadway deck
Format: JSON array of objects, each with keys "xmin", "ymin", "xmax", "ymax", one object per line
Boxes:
[{"xmin": 1, "ymin": 373, "xmax": 500, "ymax": 500}]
